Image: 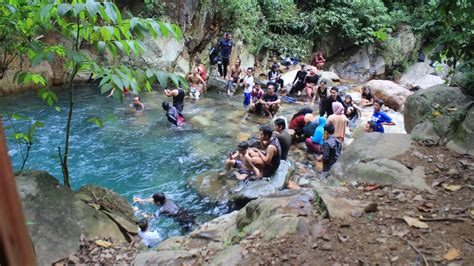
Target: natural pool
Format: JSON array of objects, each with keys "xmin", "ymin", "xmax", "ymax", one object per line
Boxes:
[
  {"xmin": 0, "ymin": 84, "xmax": 271, "ymax": 240},
  {"xmin": 0, "ymin": 82, "xmax": 406, "ymax": 241}
]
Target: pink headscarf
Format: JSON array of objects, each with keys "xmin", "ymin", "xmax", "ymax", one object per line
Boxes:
[{"xmin": 332, "ymin": 102, "xmax": 345, "ymax": 115}]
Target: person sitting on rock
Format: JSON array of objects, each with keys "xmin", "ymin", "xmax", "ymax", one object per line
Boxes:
[
  {"xmin": 311, "ymin": 51, "xmax": 326, "ymax": 70},
  {"xmin": 267, "ymin": 63, "xmax": 279, "ymax": 83},
  {"xmin": 305, "ymin": 116, "xmax": 326, "ymax": 154},
  {"xmin": 250, "ymin": 82, "xmax": 264, "ymax": 105},
  {"xmin": 365, "ymin": 99, "xmax": 396, "ymax": 133},
  {"xmin": 162, "ymin": 102, "xmax": 184, "ymax": 127},
  {"xmin": 133, "ymin": 192, "xmax": 195, "ymax": 231},
  {"xmin": 186, "ymin": 67, "xmax": 207, "ymax": 99},
  {"xmin": 246, "ymin": 125, "xmax": 282, "ymax": 178},
  {"xmin": 317, "ymin": 123, "xmax": 342, "ymax": 177},
  {"xmin": 221, "ymin": 141, "xmax": 260, "ymax": 180},
  {"xmin": 138, "ymin": 219, "xmax": 160, "ymax": 248},
  {"xmin": 303, "ymin": 114, "xmax": 319, "ymax": 138},
  {"xmin": 344, "ymin": 95, "xmax": 361, "ymax": 129},
  {"xmin": 304, "ymin": 68, "xmax": 320, "ymax": 101},
  {"xmin": 360, "ymin": 86, "xmax": 374, "ymax": 107},
  {"xmin": 290, "ymin": 64, "xmax": 307, "ymax": 95},
  {"xmin": 226, "ymin": 58, "xmax": 243, "ymax": 96},
  {"xmin": 164, "ymin": 83, "xmax": 185, "ymax": 113},
  {"xmin": 320, "ymin": 87, "xmax": 346, "ymax": 117},
  {"xmin": 327, "ymin": 102, "xmax": 348, "ymax": 141},
  {"xmin": 195, "ymin": 57, "xmax": 207, "ymax": 81},
  {"xmin": 131, "ymin": 96, "xmax": 145, "ymax": 111},
  {"xmin": 289, "ymin": 107, "xmax": 313, "ymax": 139},
  {"xmin": 274, "ymin": 74, "xmax": 285, "ymax": 93},
  {"xmin": 274, "ymin": 118, "xmax": 291, "ymax": 161},
  {"xmin": 250, "ymin": 84, "xmax": 281, "ymax": 118}
]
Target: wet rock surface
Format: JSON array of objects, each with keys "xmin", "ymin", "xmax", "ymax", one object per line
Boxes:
[{"xmin": 366, "ymin": 79, "xmax": 412, "ymax": 111}]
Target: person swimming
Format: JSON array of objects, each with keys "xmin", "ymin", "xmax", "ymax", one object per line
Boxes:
[{"xmin": 162, "ymin": 102, "xmax": 184, "ymax": 126}]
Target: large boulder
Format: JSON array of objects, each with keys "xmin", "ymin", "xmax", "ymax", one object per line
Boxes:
[
  {"xmin": 230, "ymin": 160, "xmax": 291, "ymax": 205},
  {"xmin": 15, "ymin": 171, "xmax": 137, "ymax": 265},
  {"xmin": 192, "ymin": 170, "xmax": 238, "ymax": 203},
  {"xmin": 404, "ymin": 85, "xmax": 474, "ymax": 155},
  {"xmin": 330, "ymin": 133, "xmax": 432, "ymax": 192},
  {"xmin": 400, "ymin": 62, "xmax": 445, "ymax": 89},
  {"xmin": 140, "ymin": 35, "xmax": 185, "ymax": 71},
  {"xmin": 366, "ymin": 80, "xmax": 412, "ymax": 111},
  {"xmin": 329, "ymin": 25, "xmax": 416, "ymax": 82},
  {"xmin": 206, "ymin": 76, "xmax": 228, "ymax": 92}
]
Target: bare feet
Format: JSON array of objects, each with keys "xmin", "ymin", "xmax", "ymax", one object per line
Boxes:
[{"xmin": 234, "ymin": 172, "xmax": 248, "ymax": 181}]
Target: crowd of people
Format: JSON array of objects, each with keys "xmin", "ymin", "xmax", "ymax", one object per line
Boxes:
[{"xmin": 128, "ymin": 32, "xmax": 398, "ymax": 247}]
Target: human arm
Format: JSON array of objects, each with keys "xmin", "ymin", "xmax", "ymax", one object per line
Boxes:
[
  {"xmin": 107, "ymin": 88, "xmax": 116, "ymax": 97},
  {"xmin": 197, "ymin": 75, "xmax": 207, "ymax": 87},
  {"xmin": 164, "ymin": 89, "xmax": 178, "ymax": 97},
  {"xmin": 258, "ymin": 145, "xmax": 276, "ymax": 165},
  {"xmin": 133, "ymin": 196, "xmax": 154, "ymax": 204}
]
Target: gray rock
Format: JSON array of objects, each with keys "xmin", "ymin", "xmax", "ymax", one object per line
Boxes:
[
  {"xmin": 134, "ymin": 250, "xmax": 198, "ymax": 266},
  {"xmin": 192, "ymin": 170, "xmax": 238, "ymax": 203},
  {"xmin": 314, "ymin": 186, "xmax": 365, "ymax": 219},
  {"xmin": 15, "ymin": 171, "xmax": 136, "ymax": 266},
  {"xmin": 330, "ymin": 133, "xmax": 432, "ymax": 192},
  {"xmin": 207, "ymin": 76, "xmax": 228, "ymax": 92},
  {"xmin": 209, "ymin": 244, "xmax": 244, "ymax": 266},
  {"xmin": 404, "ymin": 85, "xmax": 474, "ymax": 155},
  {"xmin": 400, "ymin": 62, "xmax": 445, "ymax": 89},
  {"xmin": 230, "ymin": 160, "xmax": 291, "ymax": 204}
]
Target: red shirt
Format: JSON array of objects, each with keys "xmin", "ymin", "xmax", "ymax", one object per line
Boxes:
[
  {"xmin": 198, "ymin": 64, "xmax": 206, "ymax": 80},
  {"xmin": 289, "ymin": 115, "xmax": 306, "ymax": 130}
]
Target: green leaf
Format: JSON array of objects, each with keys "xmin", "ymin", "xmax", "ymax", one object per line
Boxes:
[
  {"xmin": 11, "ymin": 113, "xmax": 28, "ymax": 120},
  {"xmin": 73, "ymin": 3, "xmax": 85, "ymax": 16},
  {"xmin": 105, "ymin": 113, "xmax": 117, "ymax": 122},
  {"xmin": 130, "ymin": 17, "xmax": 139, "ymax": 30},
  {"xmin": 87, "ymin": 117, "xmax": 103, "ymax": 128},
  {"xmin": 111, "ymin": 74, "xmax": 124, "ymax": 90},
  {"xmin": 100, "ymin": 83, "xmax": 113, "ymax": 94},
  {"xmin": 55, "ymin": 106, "xmax": 61, "ymax": 112},
  {"xmin": 85, "ymin": 0, "xmax": 100, "ymax": 17},
  {"xmin": 114, "ymin": 41, "xmax": 124, "ymax": 53},
  {"xmin": 155, "ymin": 70, "xmax": 169, "ymax": 87},
  {"xmin": 107, "ymin": 42, "xmax": 117, "ymax": 57},
  {"xmin": 158, "ymin": 21, "xmax": 170, "ymax": 37},
  {"xmin": 104, "ymin": 2, "xmax": 117, "ymax": 23},
  {"xmin": 40, "ymin": 4, "xmax": 53, "ymax": 19},
  {"xmin": 98, "ymin": 41, "xmax": 106, "ymax": 53},
  {"xmin": 57, "ymin": 3, "xmax": 72, "ymax": 17}
]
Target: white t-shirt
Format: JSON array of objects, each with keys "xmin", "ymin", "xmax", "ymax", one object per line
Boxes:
[
  {"xmin": 139, "ymin": 230, "xmax": 161, "ymax": 247},
  {"xmin": 242, "ymin": 75, "xmax": 254, "ymax": 93}
]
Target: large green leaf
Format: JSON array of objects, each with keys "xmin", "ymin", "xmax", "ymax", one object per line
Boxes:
[
  {"xmin": 155, "ymin": 70, "xmax": 169, "ymax": 87},
  {"xmin": 103, "ymin": 2, "xmax": 117, "ymax": 23},
  {"xmin": 85, "ymin": 0, "xmax": 100, "ymax": 17},
  {"xmin": 57, "ymin": 3, "xmax": 72, "ymax": 17}
]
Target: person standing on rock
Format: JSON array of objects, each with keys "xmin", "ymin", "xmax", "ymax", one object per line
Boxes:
[
  {"xmin": 327, "ymin": 102, "xmax": 348, "ymax": 141},
  {"xmin": 133, "ymin": 192, "xmax": 195, "ymax": 231},
  {"xmin": 218, "ymin": 32, "xmax": 233, "ymax": 79},
  {"xmin": 242, "ymin": 67, "xmax": 255, "ymax": 109},
  {"xmin": 164, "ymin": 84, "xmax": 185, "ymax": 113},
  {"xmin": 319, "ymin": 87, "xmax": 346, "ymax": 117},
  {"xmin": 313, "ymin": 79, "xmax": 329, "ymax": 110},
  {"xmin": 246, "ymin": 125, "xmax": 282, "ymax": 178},
  {"xmin": 226, "ymin": 58, "xmax": 243, "ymax": 96},
  {"xmin": 274, "ymin": 118, "xmax": 291, "ymax": 161},
  {"xmin": 317, "ymin": 123, "xmax": 342, "ymax": 177},
  {"xmin": 366, "ymin": 99, "xmax": 396, "ymax": 133}
]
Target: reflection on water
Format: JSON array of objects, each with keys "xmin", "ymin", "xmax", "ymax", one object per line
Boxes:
[{"xmin": 0, "ymin": 82, "xmax": 406, "ymax": 240}]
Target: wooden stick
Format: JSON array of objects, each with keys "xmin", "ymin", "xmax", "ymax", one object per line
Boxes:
[
  {"xmin": 401, "ymin": 237, "xmax": 429, "ymax": 266},
  {"xmin": 419, "ymin": 217, "xmax": 466, "ymax": 222}
]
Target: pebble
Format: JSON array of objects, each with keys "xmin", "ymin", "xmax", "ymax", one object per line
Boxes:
[
  {"xmin": 364, "ymin": 203, "xmax": 378, "ymax": 213},
  {"xmin": 390, "ymin": 256, "xmax": 399, "ymax": 262},
  {"xmin": 413, "ymin": 194, "xmax": 424, "ymax": 201},
  {"xmin": 351, "ymin": 210, "xmax": 362, "ymax": 218},
  {"xmin": 321, "ymin": 243, "xmax": 333, "ymax": 251}
]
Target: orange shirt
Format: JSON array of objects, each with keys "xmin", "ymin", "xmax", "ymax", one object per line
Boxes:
[{"xmin": 327, "ymin": 114, "xmax": 348, "ymax": 140}]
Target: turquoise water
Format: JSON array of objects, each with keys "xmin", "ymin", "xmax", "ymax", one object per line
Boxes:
[{"xmin": 0, "ymin": 84, "xmax": 254, "ymax": 240}]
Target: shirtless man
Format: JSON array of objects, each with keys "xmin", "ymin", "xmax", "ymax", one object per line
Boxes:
[
  {"xmin": 131, "ymin": 96, "xmax": 145, "ymax": 111},
  {"xmin": 186, "ymin": 67, "xmax": 207, "ymax": 99},
  {"xmin": 246, "ymin": 125, "xmax": 282, "ymax": 178},
  {"xmin": 226, "ymin": 58, "xmax": 243, "ymax": 96},
  {"xmin": 221, "ymin": 141, "xmax": 260, "ymax": 180}
]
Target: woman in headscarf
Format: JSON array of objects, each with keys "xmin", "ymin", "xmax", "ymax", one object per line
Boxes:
[
  {"xmin": 327, "ymin": 102, "xmax": 348, "ymax": 141},
  {"xmin": 305, "ymin": 116, "xmax": 327, "ymax": 154}
]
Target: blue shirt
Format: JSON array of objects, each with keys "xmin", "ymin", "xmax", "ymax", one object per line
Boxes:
[
  {"xmin": 371, "ymin": 111, "xmax": 392, "ymax": 133},
  {"xmin": 219, "ymin": 38, "xmax": 233, "ymax": 58}
]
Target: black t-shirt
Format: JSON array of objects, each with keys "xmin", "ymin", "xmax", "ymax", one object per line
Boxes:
[
  {"xmin": 276, "ymin": 131, "xmax": 291, "ymax": 161},
  {"xmin": 362, "ymin": 92, "xmax": 373, "ymax": 101},
  {"xmin": 264, "ymin": 93, "xmax": 278, "ymax": 103},
  {"xmin": 294, "ymin": 70, "xmax": 307, "ymax": 83},
  {"xmin": 305, "ymin": 74, "xmax": 320, "ymax": 84},
  {"xmin": 173, "ymin": 88, "xmax": 185, "ymax": 112},
  {"xmin": 275, "ymin": 79, "xmax": 284, "ymax": 91}
]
